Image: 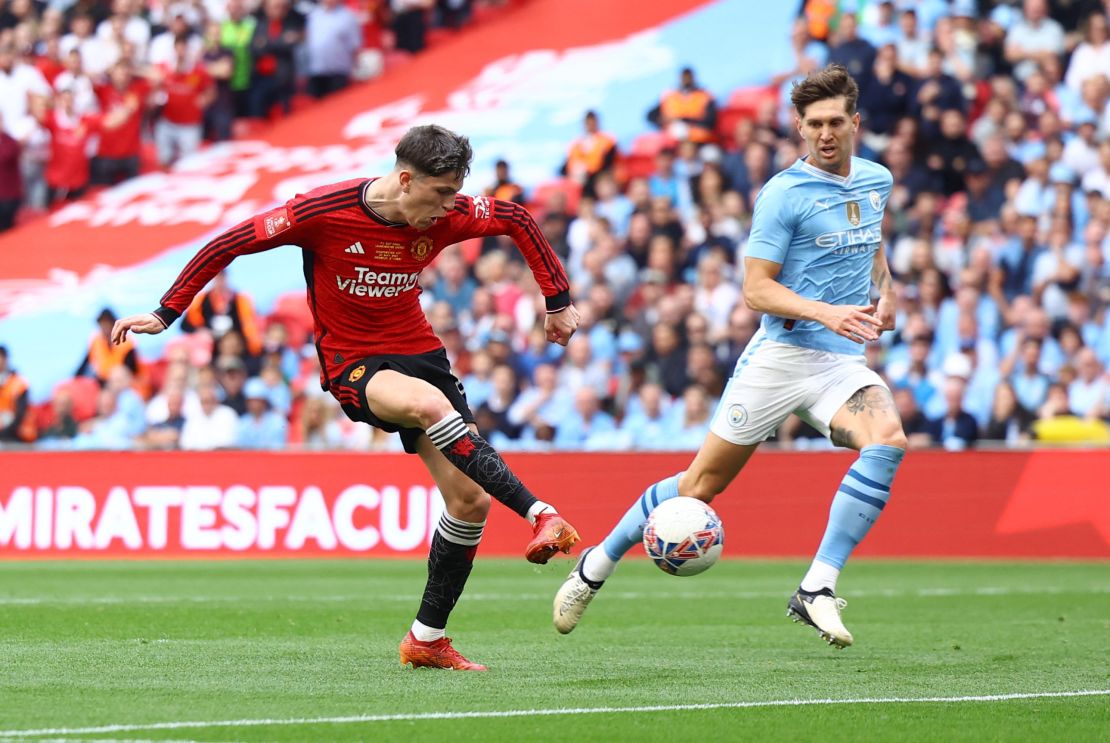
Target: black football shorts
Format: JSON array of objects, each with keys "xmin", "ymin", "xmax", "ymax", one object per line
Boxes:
[{"xmin": 330, "ymin": 347, "xmax": 475, "ymax": 454}]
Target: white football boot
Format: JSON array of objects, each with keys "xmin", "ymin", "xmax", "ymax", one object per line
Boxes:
[
  {"xmin": 787, "ymin": 587, "xmax": 854, "ymax": 648},
  {"xmin": 553, "ymin": 547, "xmax": 605, "ymax": 634}
]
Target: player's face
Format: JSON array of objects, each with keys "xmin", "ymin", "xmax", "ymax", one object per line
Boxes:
[
  {"xmin": 402, "ymin": 171, "xmax": 463, "ymax": 230},
  {"xmin": 796, "ymin": 96, "xmax": 859, "ymax": 176}
]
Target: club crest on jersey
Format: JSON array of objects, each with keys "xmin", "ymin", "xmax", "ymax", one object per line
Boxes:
[
  {"xmin": 473, "ymin": 195, "xmax": 491, "ymax": 220},
  {"xmin": 348, "ymin": 365, "xmax": 366, "ymax": 383},
  {"xmin": 869, "ymin": 190, "xmax": 882, "ymax": 211},
  {"xmin": 262, "ymin": 208, "xmax": 292, "ymax": 238},
  {"xmin": 846, "ymin": 201, "xmax": 861, "ymax": 227},
  {"xmin": 410, "ymin": 236, "xmax": 433, "ymax": 260}
]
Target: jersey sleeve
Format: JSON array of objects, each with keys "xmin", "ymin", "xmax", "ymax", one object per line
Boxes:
[
  {"xmin": 744, "ymin": 179, "xmax": 796, "ymax": 265},
  {"xmin": 152, "ymin": 200, "xmax": 310, "ymax": 327},
  {"xmin": 451, "ymin": 195, "xmax": 571, "ymax": 312}
]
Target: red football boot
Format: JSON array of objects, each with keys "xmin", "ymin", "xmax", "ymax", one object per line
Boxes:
[
  {"xmin": 399, "ymin": 632, "xmax": 488, "ymax": 671},
  {"xmin": 525, "ymin": 512, "xmax": 580, "ymax": 564}
]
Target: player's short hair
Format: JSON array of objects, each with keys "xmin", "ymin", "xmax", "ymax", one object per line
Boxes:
[
  {"xmin": 395, "ymin": 125, "xmax": 473, "ymax": 179},
  {"xmin": 790, "ymin": 64, "xmax": 859, "ymax": 118}
]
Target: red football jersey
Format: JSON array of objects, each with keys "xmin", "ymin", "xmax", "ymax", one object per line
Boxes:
[{"xmin": 155, "ymin": 179, "xmax": 571, "ymax": 390}]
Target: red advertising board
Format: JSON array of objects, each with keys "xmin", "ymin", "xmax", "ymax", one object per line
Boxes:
[{"xmin": 0, "ymin": 450, "xmax": 1107, "ymax": 559}]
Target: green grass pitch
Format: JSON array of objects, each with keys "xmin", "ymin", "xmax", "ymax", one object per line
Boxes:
[{"xmin": 0, "ymin": 559, "xmax": 1107, "ymax": 741}]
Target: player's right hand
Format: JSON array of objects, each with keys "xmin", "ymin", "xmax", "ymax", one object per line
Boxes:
[
  {"xmin": 111, "ymin": 313, "xmax": 165, "ymax": 345},
  {"xmin": 821, "ymin": 304, "xmax": 881, "ymax": 344},
  {"xmin": 544, "ymin": 302, "xmax": 580, "ymax": 347}
]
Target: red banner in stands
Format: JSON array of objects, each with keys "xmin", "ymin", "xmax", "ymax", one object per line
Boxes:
[
  {"xmin": 0, "ymin": 451, "xmax": 1106, "ymax": 559},
  {"xmin": 0, "ymin": 0, "xmax": 711, "ymax": 291}
]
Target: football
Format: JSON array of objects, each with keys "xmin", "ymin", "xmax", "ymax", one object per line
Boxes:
[{"xmin": 642, "ymin": 497, "xmax": 724, "ymax": 576}]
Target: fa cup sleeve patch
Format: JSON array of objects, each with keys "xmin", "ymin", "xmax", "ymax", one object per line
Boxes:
[{"xmin": 259, "ymin": 207, "xmax": 293, "ymax": 238}]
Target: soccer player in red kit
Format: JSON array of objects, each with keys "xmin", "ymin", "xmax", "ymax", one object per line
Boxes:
[{"xmin": 112, "ymin": 125, "xmax": 582, "ymax": 671}]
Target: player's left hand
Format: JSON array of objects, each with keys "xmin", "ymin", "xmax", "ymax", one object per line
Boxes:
[
  {"xmin": 875, "ymin": 295, "xmax": 896, "ymax": 332},
  {"xmin": 544, "ymin": 303, "xmax": 580, "ymax": 347}
]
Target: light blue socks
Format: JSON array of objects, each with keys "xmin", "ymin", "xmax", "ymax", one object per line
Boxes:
[
  {"xmin": 802, "ymin": 444, "xmax": 905, "ymax": 592},
  {"xmin": 582, "ymin": 473, "xmax": 682, "ymax": 582}
]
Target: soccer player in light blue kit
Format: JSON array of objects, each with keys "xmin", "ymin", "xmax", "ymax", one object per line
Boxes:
[{"xmin": 553, "ymin": 65, "xmax": 907, "ymax": 648}]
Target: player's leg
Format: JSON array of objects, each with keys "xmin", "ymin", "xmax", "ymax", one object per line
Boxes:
[
  {"xmin": 554, "ymin": 433, "xmax": 758, "ymax": 634},
  {"xmin": 400, "ymin": 430, "xmax": 490, "ymax": 671},
  {"xmin": 364, "ymin": 369, "xmax": 578, "ymax": 562},
  {"xmin": 553, "ymin": 349, "xmax": 802, "ymax": 635},
  {"xmin": 789, "ymin": 371, "xmax": 907, "ymax": 648}
]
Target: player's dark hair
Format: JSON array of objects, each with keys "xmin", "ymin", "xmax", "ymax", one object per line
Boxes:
[
  {"xmin": 790, "ymin": 64, "xmax": 859, "ymax": 118},
  {"xmin": 395, "ymin": 125, "xmax": 473, "ymax": 179}
]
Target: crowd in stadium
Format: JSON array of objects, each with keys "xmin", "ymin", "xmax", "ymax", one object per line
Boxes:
[
  {"xmin": 2, "ymin": 0, "xmax": 1110, "ymax": 451},
  {"xmin": 0, "ymin": 0, "xmax": 475, "ymax": 223}
]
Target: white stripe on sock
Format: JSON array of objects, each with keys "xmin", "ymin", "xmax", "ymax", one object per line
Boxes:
[
  {"xmin": 437, "ymin": 514, "xmax": 485, "ymax": 547},
  {"xmin": 427, "ymin": 412, "xmax": 468, "ymax": 449}
]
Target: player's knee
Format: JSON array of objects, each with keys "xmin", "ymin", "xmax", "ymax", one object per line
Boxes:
[
  {"xmin": 409, "ymin": 391, "xmax": 456, "ymax": 429},
  {"xmin": 873, "ymin": 422, "xmax": 908, "ymax": 451},
  {"xmin": 445, "ymin": 486, "xmax": 490, "ymax": 523}
]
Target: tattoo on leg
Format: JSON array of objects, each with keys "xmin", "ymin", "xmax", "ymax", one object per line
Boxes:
[
  {"xmin": 845, "ymin": 386, "xmax": 896, "ymax": 418},
  {"xmin": 830, "ymin": 426, "xmax": 856, "ymax": 449},
  {"xmin": 845, "ymin": 388, "xmax": 868, "ymax": 415}
]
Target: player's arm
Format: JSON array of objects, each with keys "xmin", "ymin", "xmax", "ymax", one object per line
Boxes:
[
  {"xmin": 457, "ymin": 196, "xmax": 579, "ymax": 346},
  {"xmin": 871, "ymin": 243, "xmax": 896, "ymax": 331},
  {"xmin": 112, "ymin": 203, "xmax": 306, "ymax": 345},
  {"xmin": 743, "ymin": 257, "xmax": 879, "ymax": 343}
]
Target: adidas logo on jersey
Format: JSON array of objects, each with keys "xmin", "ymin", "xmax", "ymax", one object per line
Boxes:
[{"xmin": 345, "ymin": 242, "xmax": 365, "ymax": 254}]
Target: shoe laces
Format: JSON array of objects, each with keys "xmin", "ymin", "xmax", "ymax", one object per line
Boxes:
[
  {"xmin": 533, "ymin": 512, "xmax": 558, "ymax": 531},
  {"xmin": 833, "ymin": 597, "xmax": 847, "ymax": 612},
  {"xmin": 433, "ymin": 637, "xmax": 469, "ymax": 662}
]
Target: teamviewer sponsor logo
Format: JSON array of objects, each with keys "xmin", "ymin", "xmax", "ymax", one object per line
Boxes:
[{"xmin": 336, "ymin": 267, "xmax": 421, "ymax": 298}]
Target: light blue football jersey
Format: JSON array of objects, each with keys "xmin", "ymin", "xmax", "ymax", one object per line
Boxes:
[{"xmin": 744, "ymin": 155, "xmax": 893, "ymax": 356}]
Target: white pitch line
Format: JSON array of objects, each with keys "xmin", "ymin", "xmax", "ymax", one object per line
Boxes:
[
  {"xmin": 1, "ymin": 690, "xmax": 1107, "ymax": 738},
  {"xmin": 0, "ymin": 738, "xmax": 208, "ymax": 743},
  {"xmin": 0, "ymin": 584, "xmax": 1108, "ymax": 606}
]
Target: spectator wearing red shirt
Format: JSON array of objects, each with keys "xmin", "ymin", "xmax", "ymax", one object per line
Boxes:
[
  {"xmin": 91, "ymin": 59, "xmax": 149, "ymax": 185},
  {"xmin": 34, "ymin": 87, "xmax": 107, "ymax": 203},
  {"xmin": 0, "ymin": 111, "xmax": 21, "ymax": 231},
  {"xmin": 152, "ymin": 35, "xmax": 213, "ymax": 167},
  {"xmin": 33, "ymin": 35, "xmax": 66, "ymax": 86}
]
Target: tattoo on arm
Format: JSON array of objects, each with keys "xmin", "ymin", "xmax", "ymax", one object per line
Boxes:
[{"xmin": 872, "ymin": 250, "xmax": 893, "ymax": 294}]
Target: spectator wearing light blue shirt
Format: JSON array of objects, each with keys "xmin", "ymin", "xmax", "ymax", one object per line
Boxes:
[
  {"xmin": 105, "ymin": 365, "xmax": 148, "ymax": 439},
  {"xmin": 305, "ymin": 0, "xmax": 362, "ymax": 98},
  {"xmin": 669, "ymin": 385, "xmax": 713, "ymax": 451},
  {"xmin": 507, "ymin": 363, "xmax": 572, "ymax": 440},
  {"xmin": 1004, "ymin": 0, "xmax": 1066, "ymax": 83},
  {"xmin": 619, "ymin": 382, "xmax": 671, "ymax": 450},
  {"xmin": 73, "ymin": 388, "xmax": 137, "ymax": 450},
  {"xmin": 1005, "ymin": 335, "xmax": 1052, "ymax": 413},
  {"xmin": 237, "ymin": 378, "xmax": 288, "ymax": 450},
  {"xmin": 647, "ymin": 146, "xmax": 693, "ymax": 217},
  {"xmin": 860, "ymin": 1, "xmax": 901, "ymax": 49},
  {"xmin": 553, "ymin": 386, "xmax": 616, "ymax": 451},
  {"xmin": 998, "ymin": 304, "xmax": 1067, "ymax": 376},
  {"xmin": 461, "ymin": 349, "xmax": 495, "ymax": 412},
  {"xmin": 1067, "ymin": 348, "xmax": 1108, "ymax": 418}
]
